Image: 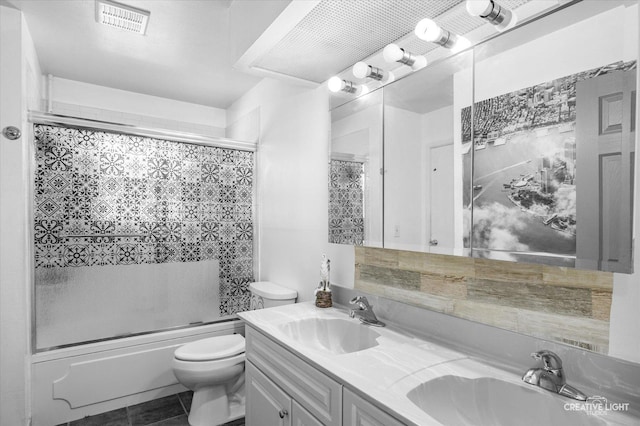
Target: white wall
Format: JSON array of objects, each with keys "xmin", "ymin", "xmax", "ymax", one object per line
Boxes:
[
  {"xmin": 228, "ymin": 79, "xmax": 356, "ymax": 299},
  {"xmin": 0, "ymin": 5, "xmax": 42, "ymax": 425},
  {"xmin": 49, "ymin": 77, "xmax": 227, "ymax": 136}
]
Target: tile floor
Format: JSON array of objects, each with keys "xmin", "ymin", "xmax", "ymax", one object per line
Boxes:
[{"xmin": 55, "ymin": 392, "xmax": 245, "ymax": 426}]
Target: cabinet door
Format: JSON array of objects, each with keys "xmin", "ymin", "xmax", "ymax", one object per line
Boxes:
[
  {"xmin": 246, "ymin": 326, "xmax": 342, "ymax": 426},
  {"xmin": 343, "ymin": 388, "xmax": 406, "ymax": 426},
  {"xmin": 246, "ymin": 361, "xmax": 292, "ymax": 426},
  {"xmin": 292, "ymin": 400, "xmax": 324, "ymax": 426}
]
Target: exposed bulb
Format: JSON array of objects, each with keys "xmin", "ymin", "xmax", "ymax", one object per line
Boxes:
[
  {"xmin": 383, "ymin": 43, "xmax": 404, "ymax": 63},
  {"xmin": 383, "ymin": 44, "xmax": 427, "ymax": 71},
  {"xmin": 451, "ymin": 36, "xmax": 471, "ymax": 53},
  {"xmin": 327, "ymin": 76, "xmax": 345, "ymax": 93},
  {"xmin": 411, "ymin": 55, "xmax": 427, "ymax": 71},
  {"xmin": 415, "ymin": 18, "xmax": 470, "ymax": 52},
  {"xmin": 352, "ymin": 62, "xmax": 395, "ymax": 84},
  {"xmin": 327, "ymin": 76, "xmax": 366, "ymax": 95},
  {"xmin": 466, "ymin": 0, "xmax": 493, "ymax": 17},
  {"xmin": 414, "ymin": 18, "xmax": 443, "ymax": 43}
]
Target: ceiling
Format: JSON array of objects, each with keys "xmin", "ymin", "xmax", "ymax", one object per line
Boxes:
[
  {"xmin": 3, "ymin": 0, "xmax": 556, "ymax": 110},
  {"xmin": 3, "ymin": 0, "xmax": 291, "ymax": 109}
]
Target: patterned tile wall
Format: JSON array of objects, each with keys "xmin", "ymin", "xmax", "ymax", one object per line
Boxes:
[
  {"xmin": 329, "ymin": 159, "xmax": 364, "ymax": 245},
  {"xmin": 33, "ymin": 124, "xmax": 254, "ymax": 316}
]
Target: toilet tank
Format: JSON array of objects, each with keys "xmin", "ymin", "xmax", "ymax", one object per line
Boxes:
[{"xmin": 249, "ymin": 281, "xmax": 297, "ymax": 310}]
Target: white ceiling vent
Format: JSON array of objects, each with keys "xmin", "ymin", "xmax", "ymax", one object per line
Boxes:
[
  {"xmin": 236, "ymin": 0, "xmax": 541, "ymax": 86},
  {"xmin": 95, "ymin": 0, "xmax": 150, "ymax": 35}
]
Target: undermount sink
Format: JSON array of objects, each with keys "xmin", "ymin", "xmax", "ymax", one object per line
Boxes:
[
  {"xmin": 407, "ymin": 375, "xmax": 605, "ymax": 426},
  {"xmin": 277, "ymin": 317, "xmax": 380, "ymax": 355}
]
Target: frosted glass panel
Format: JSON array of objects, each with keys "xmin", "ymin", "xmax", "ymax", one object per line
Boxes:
[
  {"xmin": 33, "ymin": 124, "xmax": 255, "ymax": 350},
  {"xmin": 35, "ymin": 260, "xmax": 221, "ymax": 349}
]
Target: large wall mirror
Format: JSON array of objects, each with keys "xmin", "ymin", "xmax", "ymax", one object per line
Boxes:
[
  {"xmin": 329, "ymin": 89, "xmax": 383, "ymax": 247},
  {"xmin": 384, "ymin": 50, "xmax": 473, "ymax": 256},
  {"xmin": 329, "ymin": 0, "xmax": 638, "ymax": 274}
]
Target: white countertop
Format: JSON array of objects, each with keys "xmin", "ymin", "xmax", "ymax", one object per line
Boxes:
[{"xmin": 238, "ymin": 302, "xmax": 636, "ymax": 426}]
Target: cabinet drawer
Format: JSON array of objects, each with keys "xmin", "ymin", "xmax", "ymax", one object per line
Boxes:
[
  {"xmin": 246, "ymin": 326, "xmax": 342, "ymax": 426},
  {"xmin": 343, "ymin": 388, "xmax": 406, "ymax": 426}
]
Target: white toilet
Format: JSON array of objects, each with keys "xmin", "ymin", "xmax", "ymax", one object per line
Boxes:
[{"xmin": 172, "ymin": 281, "xmax": 297, "ymax": 426}]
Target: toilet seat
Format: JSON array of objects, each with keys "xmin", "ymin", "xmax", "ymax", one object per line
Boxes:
[{"xmin": 175, "ymin": 334, "xmax": 245, "ymax": 362}]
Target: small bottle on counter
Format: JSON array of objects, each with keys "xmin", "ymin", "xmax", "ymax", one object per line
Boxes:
[{"xmin": 315, "ymin": 254, "xmax": 332, "ymax": 308}]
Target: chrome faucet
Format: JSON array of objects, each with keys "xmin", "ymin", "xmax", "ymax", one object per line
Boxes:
[
  {"xmin": 349, "ymin": 296, "xmax": 385, "ymax": 327},
  {"xmin": 522, "ymin": 350, "xmax": 588, "ymax": 401}
]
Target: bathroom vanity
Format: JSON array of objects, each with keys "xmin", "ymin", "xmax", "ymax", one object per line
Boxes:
[
  {"xmin": 239, "ymin": 302, "xmax": 640, "ymax": 426},
  {"xmin": 242, "ymin": 316, "xmax": 405, "ymax": 426}
]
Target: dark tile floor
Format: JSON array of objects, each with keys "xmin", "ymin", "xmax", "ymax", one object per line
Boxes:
[{"xmin": 55, "ymin": 392, "xmax": 245, "ymax": 426}]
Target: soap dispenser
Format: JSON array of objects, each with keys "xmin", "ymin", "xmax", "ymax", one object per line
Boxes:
[{"xmin": 315, "ymin": 254, "xmax": 332, "ymax": 308}]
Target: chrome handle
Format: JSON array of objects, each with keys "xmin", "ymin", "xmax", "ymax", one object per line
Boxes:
[
  {"xmin": 278, "ymin": 409, "xmax": 288, "ymax": 418},
  {"xmin": 531, "ymin": 350, "xmax": 562, "ymax": 370},
  {"xmin": 349, "ymin": 296, "xmax": 370, "ymax": 309}
]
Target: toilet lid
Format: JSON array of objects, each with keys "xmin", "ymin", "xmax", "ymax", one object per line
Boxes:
[
  {"xmin": 250, "ymin": 281, "xmax": 297, "ymax": 300},
  {"xmin": 175, "ymin": 334, "xmax": 245, "ymax": 361}
]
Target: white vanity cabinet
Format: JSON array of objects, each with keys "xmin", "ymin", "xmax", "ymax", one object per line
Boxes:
[
  {"xmin": 245, "ymin": 326, "xmax": 342, "ymax": 426},
  {"xmin": 245, "ymin": 325, "xmax": 408, "ymax": 426},
  {"xmin": 246, "ymin": 361, "xmax": 324, "ymax": 426}
]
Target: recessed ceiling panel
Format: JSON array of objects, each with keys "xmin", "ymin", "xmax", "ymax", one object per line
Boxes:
[
  {"xmin": 253, "ymin": 0, "xmax": 464, "ymax": 83},
  {"xmin": 251, "ymin": 0, "xmax": 533, "ymax": 84}
]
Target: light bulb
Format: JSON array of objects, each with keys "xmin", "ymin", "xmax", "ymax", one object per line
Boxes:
[
  {"xmin": 466, "ymin": 0, "xmax": 493, "ymax": 17},
  {"xmin": 383, "ymin": 44, "xmax": 427, "ymax": 71},
  {"xmin": 352, "ymin": 62, "xmax": 394, "ymax": 84},
  {"xmin": 451, "ymin": 36, "xmax": 471, "ymax": 53},
  {"xmin": 383, "ymin": 44, "xmax": 404, "ymax": 63},
  {"xmin": 415, "ymin": 18, "xmax": 443, "ymax": 42},
  {"xmin": 327, "ymin": 76, "xmax": 362, "ymax": 95},
  {"xmin": 411, "ymin": 56, "xmax": 427, "ymax": 71},
  {"xmin": 327, "ymin": 76, "xmax": 344, "ymax": 93},
  {"xmin": 352, "ymin": 62, "xmax": 371, "ymax": 79}
]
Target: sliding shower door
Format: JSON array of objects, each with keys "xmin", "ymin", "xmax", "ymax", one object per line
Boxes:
[{"xmin": 33, "ymin": 124, "xmax": 255, "ymax": 350}]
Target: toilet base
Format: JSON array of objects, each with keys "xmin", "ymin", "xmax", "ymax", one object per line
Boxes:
[{"xmin": 188, "ymin": 384, "xmax": 245, "ymax": 426}]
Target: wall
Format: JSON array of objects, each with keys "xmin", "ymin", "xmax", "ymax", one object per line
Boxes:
[
  {"xmin": 355, "ymin": 246, "xmax": 613, "ymax": 353},
  {"xmin": 229, "ymin": 1, "xmax": 640, "ymax": 365},
  {"xmin": 0, "ymin": 5, "xmax": 42, "ymax": 425},
  {"xmin": 49, "ymin": 77, "xmax": 227, "ymax": 137},
  {"xmin": 384, "ymin": 106, "xmax": 424, "ymax": 251},
  {"xmin": 228, "ymin": 79, "xmax": 359, "ymax": 297}
]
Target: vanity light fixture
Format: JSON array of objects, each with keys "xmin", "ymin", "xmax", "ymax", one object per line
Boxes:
[
  {"xmin": 382, "ymin": 44, "xmax": 427, "ymax": 71},
  {"xmin": 352, "ymin": 62, "xmax": 395, "ymax": 84},
  {"xmin": 414, "ymin": 18, "xmax": 471, "ymax": 53},
  {"xmin": 327, "ymin": 76, "xmax": 368, "ymax": 95},
  {"xmin": 466, "ymin": 0, "xmax": 517, "ymax": 32},
  {"xmin": 95, "ymin": 0, "xmax": 150, "ymax": 35}
]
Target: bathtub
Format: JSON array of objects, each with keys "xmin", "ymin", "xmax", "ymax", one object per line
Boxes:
[{"xmin": 31, "ymin": 319, "xmax": 244, "ymax": 426}]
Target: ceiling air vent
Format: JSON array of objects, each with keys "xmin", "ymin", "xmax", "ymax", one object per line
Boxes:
[{"xmin": 95, "ymin": 0, "xmax": 150, "ymax": 35}]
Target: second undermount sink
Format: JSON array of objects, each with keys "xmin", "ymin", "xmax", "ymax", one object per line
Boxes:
[
  {"xmin": 407, "ymin": 375, "xmax": 606, "ymax": 426},
  {"xmin": 278, "ymin": 317, "xmax": 380, "ymax": 355}
]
